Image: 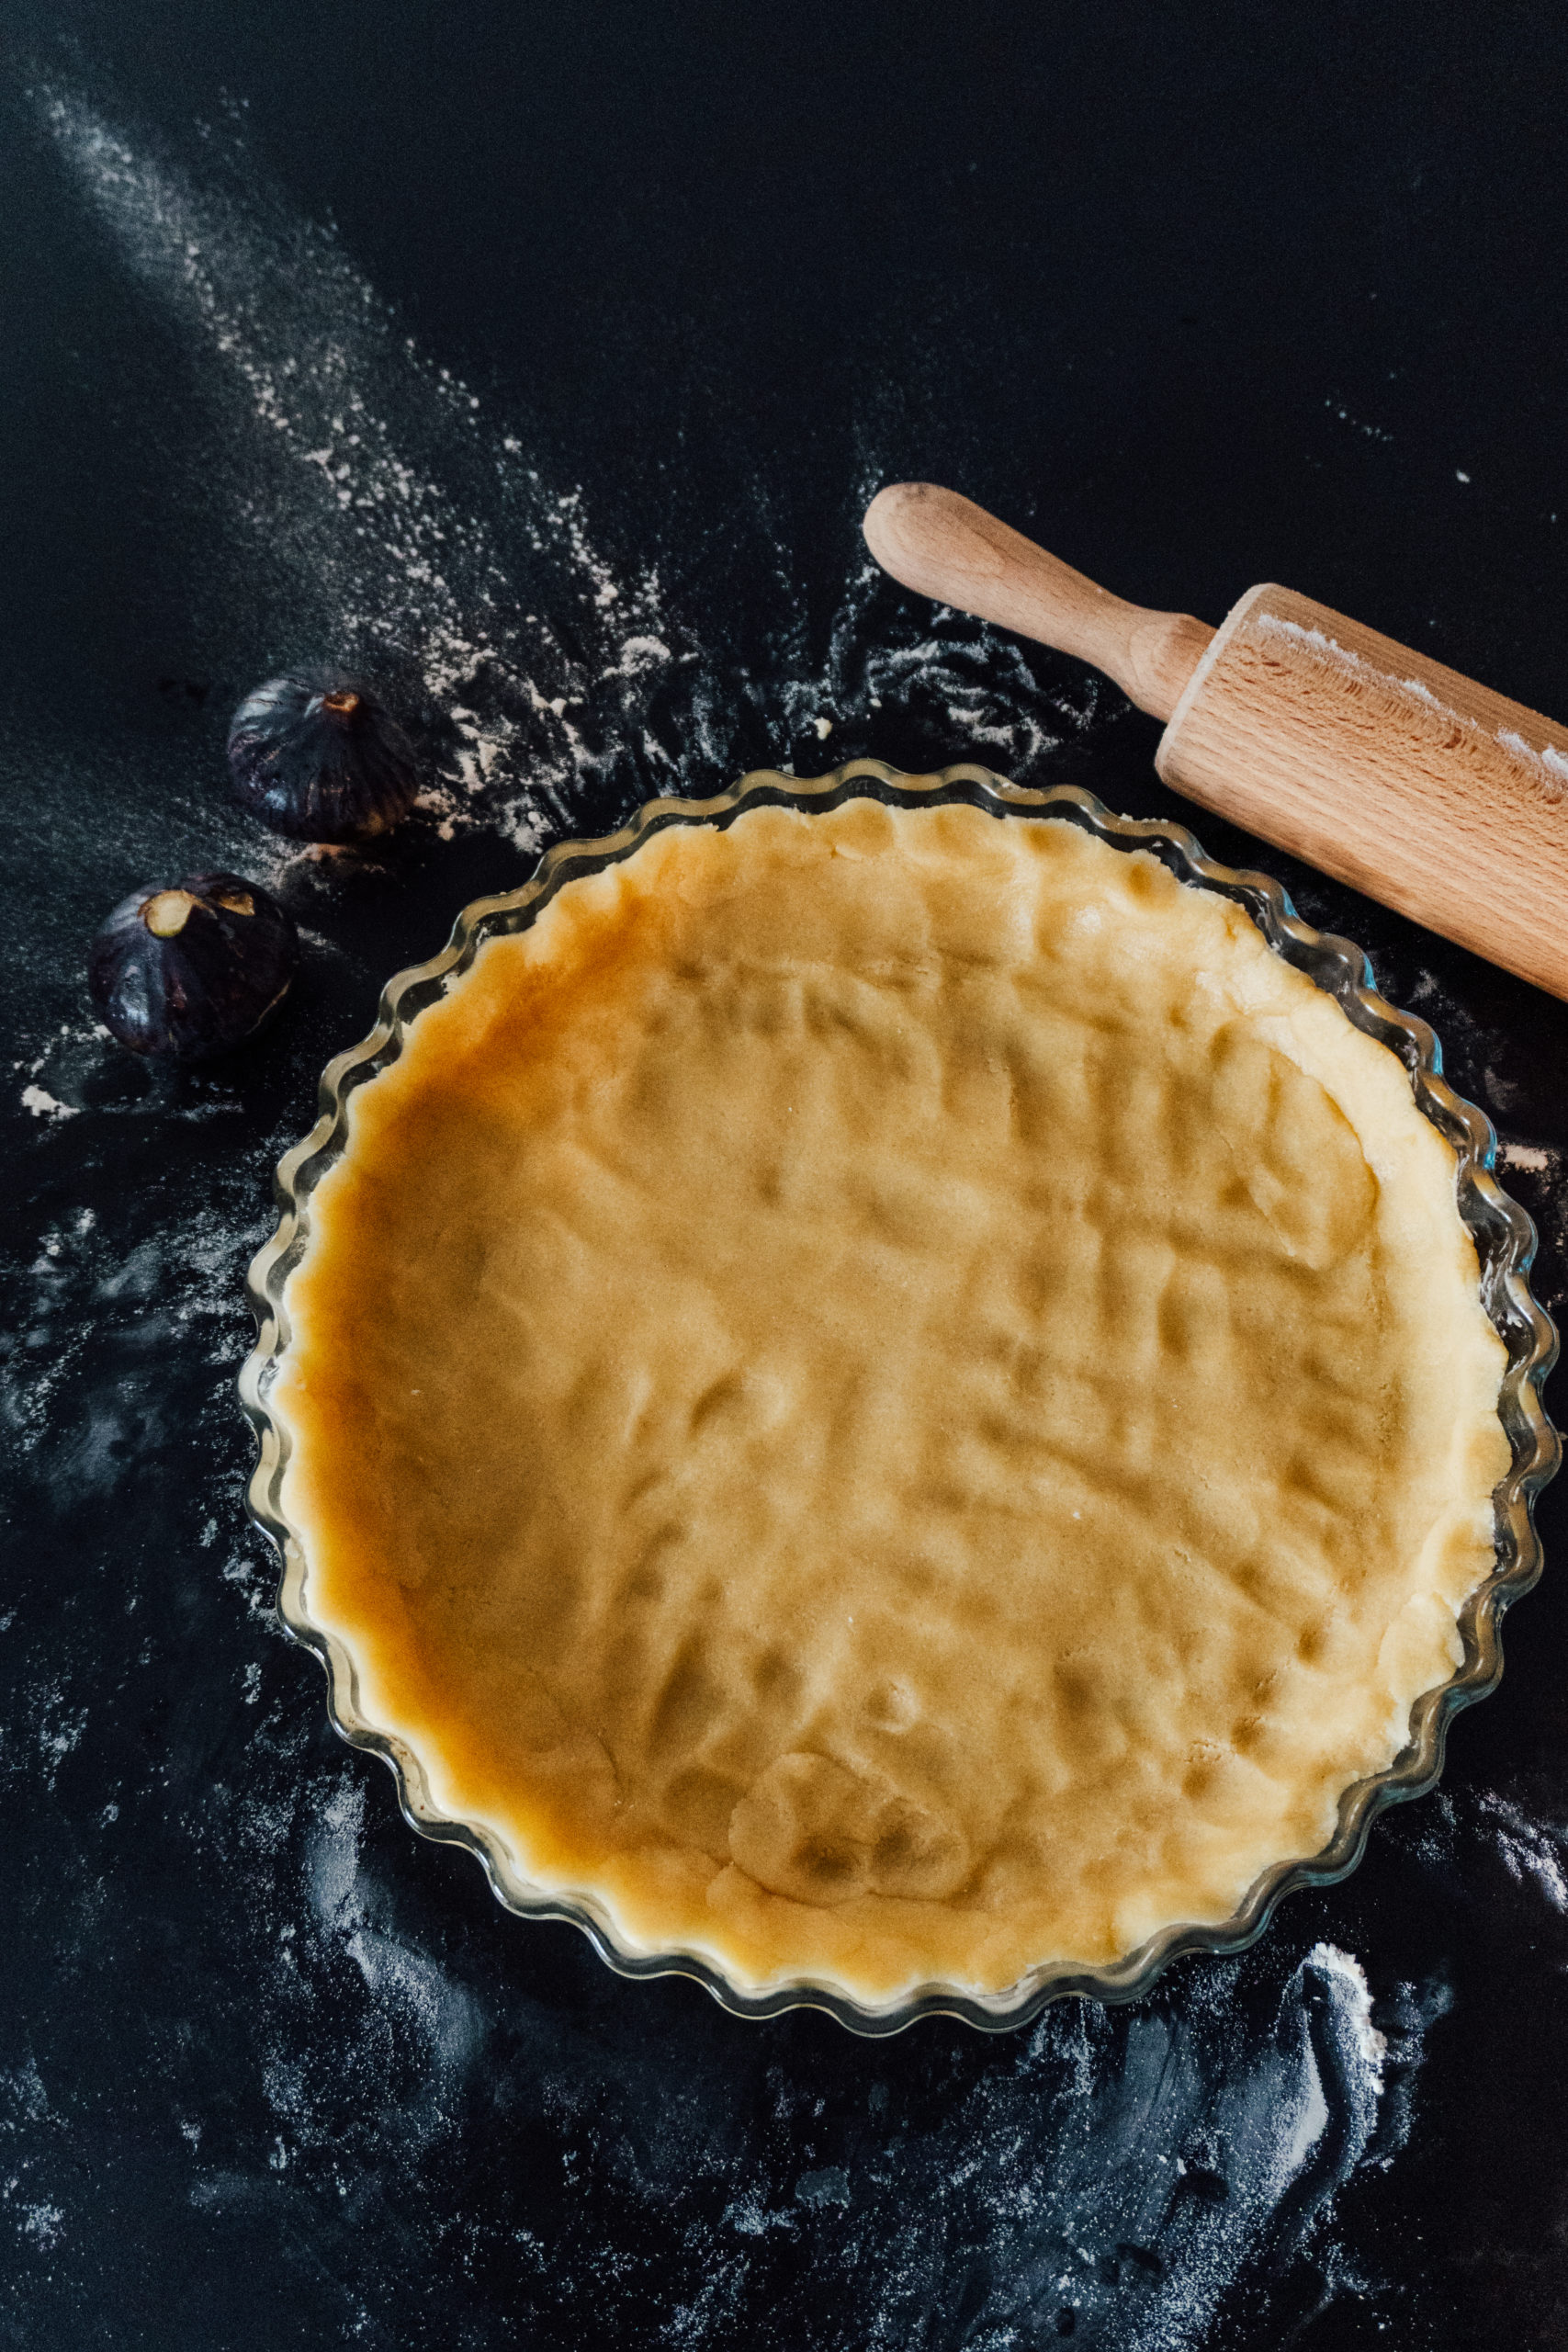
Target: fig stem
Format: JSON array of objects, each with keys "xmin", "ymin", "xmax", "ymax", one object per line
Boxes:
[{"xmin": 321, "ymin": 689, "xmax": 361, "ymax": 718}]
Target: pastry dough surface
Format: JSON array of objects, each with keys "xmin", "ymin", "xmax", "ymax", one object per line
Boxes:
[{"xmin": 276, "ymin": 799, "xmax": 1509, "ymax": 2001}]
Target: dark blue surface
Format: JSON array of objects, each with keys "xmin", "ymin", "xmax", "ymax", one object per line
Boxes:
[{"xmin": 5, "ymin": 6, "xmax": 1568, "ymax": 2346}]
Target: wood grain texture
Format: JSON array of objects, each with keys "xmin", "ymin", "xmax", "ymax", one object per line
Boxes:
[
  {"xmin": 1157, "ymin": 588, "xmax": 1568, "ymax": 1001},
  {"xmin": 863, "ymin": 483, "xmax": 1214, "ymax": 718},
  {"xmin": 862, "ymin": 484, "xmax": 1568, "ymax": 1001}
]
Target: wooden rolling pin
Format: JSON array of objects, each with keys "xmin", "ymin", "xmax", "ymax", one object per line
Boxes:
[{"xmin": 863, "ymin": 481, "xmax": 1568, "ymax": 1001}]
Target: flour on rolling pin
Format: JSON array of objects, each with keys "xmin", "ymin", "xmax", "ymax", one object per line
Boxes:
[{"xmin": 864, "ymin": 482, "xmax": 1568, "ymax": 1001}]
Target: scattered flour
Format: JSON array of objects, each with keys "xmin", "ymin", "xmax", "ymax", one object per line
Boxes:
[
  {"xmin": 17, "ymin": 2202, "xmax": 64, "ymax": 2250},
  {"xmin": 20, "ymin": 1085, "xmax": 80, "ymax": 1120},
  {"xmin": 306, "ymin": 1775, "xmax": 486, "ymax": 2081},
  {"xmin": 1474, "ymin": 1790, "xmax": 1568, "ymax": 1912},
  {"xmin": 1305, "ymin": 1943, "xmax": 1387, "ymax": 2084},
  {"xmin": 34, "ymin": 81, "xmax": 1099, "ymax": 902},
  {"xmin": 1258, "ymin": 611, "xmax": 1568, "ymax": 803}
]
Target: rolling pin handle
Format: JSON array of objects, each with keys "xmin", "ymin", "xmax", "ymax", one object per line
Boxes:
[{"xmin": 862, "ymin": 482, "xmax": 1215, "ymax": 722}]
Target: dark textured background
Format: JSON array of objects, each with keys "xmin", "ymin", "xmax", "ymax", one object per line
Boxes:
[{"xmin": 6, "ymin": 5, "xmax": 1568, "ymax": 2346}]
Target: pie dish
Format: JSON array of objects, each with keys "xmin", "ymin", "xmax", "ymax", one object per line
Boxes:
[{"xmin": 241, "ymin": 761, "xmax": 1558, "ymax": 2032}]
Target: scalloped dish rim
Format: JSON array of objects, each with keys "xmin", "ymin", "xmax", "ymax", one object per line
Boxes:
[{"xmin": 238, "ymin": 760, "xmax": 1561, "ymax": 2035}]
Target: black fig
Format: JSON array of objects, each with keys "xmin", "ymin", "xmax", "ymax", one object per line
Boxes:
[
  {"xmin": 226, "ymin": 673, "xmax": 419, "ymax": 842},
  {"xmin": 88, "ymin": 873, "xmax": 299, "ymax": 1062}
]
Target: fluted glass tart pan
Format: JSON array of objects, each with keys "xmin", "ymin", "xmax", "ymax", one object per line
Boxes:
[{"xmin": 240, "ymin": 761, "xmax": 1559, "ymax": 2035}]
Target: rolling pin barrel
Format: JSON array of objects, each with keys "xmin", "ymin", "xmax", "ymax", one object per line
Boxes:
[{"xmin": 863, "ymin": 483, "xmax": 1568, "ymax": 1003}]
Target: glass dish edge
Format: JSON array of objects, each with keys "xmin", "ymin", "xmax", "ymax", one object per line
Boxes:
[{"xmin": 237, "ymin": 757, "xmax": 1562, "ymax": 2037}]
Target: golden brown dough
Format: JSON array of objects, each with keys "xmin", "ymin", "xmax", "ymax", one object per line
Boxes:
[{"xmin": 275, "ymin": 799, "xmax": 1508, "ymax": 2002}]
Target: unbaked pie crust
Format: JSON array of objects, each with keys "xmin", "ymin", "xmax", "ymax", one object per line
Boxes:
[{"xmin": 274, "ymin": 797, "xmax": 1509, "ymax": 2004}]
